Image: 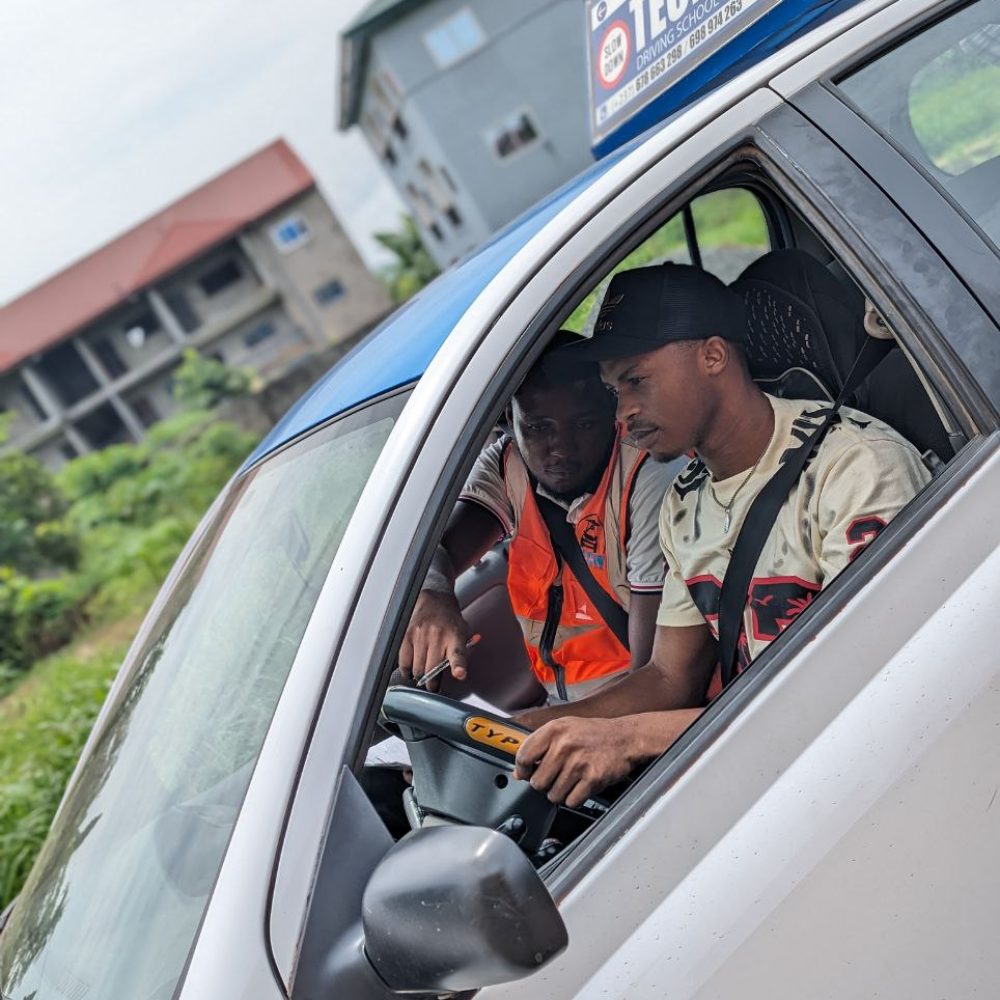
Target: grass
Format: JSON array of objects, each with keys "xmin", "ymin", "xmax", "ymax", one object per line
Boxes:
[{"xmin": 0, "ymin": 598, "xmax": 154, "ymax": 910}]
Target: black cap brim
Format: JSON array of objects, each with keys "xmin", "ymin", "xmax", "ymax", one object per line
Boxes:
[{"xmin": 562, "ymin": 333, "xmax": 667, "ymax": 363}]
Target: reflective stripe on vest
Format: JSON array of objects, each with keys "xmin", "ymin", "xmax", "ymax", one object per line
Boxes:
[{"xmin": 505, "ymin": 431, "xmax": 648, "ymax": 701}]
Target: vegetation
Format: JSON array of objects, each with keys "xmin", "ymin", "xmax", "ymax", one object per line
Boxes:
[
  {"xmin": 0, "ymin": 624, "xmax": 135, "ymax": 910},
  {"xmin": 909, "ymin": 61, "xmax": 1000, "ymax": 174},
  {"xmin": 170, "ymin": 347, "xmax": 254, "ymax": 411},
  {"xmin": 0, "ymin": 352, "xmax": 260, "ymax": 909},
  {"xmin": 564, "ymin": 188, "xmax": 768, "ymax": 333},
  {"xmin": 375, "ymin": 214, "xmax": 441, "ymax": 303}
]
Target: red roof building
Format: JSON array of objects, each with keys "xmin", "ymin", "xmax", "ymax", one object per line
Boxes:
[{"xmin": 0, "ymin": 139, "xmax": 390, "ymax": 468}]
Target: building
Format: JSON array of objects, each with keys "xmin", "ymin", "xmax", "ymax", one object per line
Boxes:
[
  {"xmin": 0, "ymin": 140, "xmax": 391, "ymax": 469},
  {"xmin": 339, "ymin": 0, "xmax": 593, "ymax": 268}
]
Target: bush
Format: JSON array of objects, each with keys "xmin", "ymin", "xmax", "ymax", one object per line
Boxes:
[
  {"xmin": 0, "ymin": 637, "xmax": 126, "ymax": 909},
  {"xmin": 0, "ymin": 570, "xmax": 79, "ymax": 678},
  {"xmin": 171, "ymin": 348, "xmax": 253, "ymax": 411},
  {"xmin": 0, "ymin": 451, "xmax": 79, "ymax": 574}
]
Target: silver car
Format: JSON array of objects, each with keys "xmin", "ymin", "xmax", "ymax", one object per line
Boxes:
[{"xmin": 2, "ymin": 0, "xmax": 999, "ymax": 996}]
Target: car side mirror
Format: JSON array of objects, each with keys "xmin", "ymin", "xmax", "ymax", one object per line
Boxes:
[{"xmin": 363, "ymin": 824, "xmax": 568, "ymax": 994}]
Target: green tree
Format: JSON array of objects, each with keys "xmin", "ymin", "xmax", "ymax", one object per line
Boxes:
[
  {"xmin": 171, "ymin": 348, "xmax": 253, "ymax": 411},
  {"xmin": 0, "ymin": 451, "xmax": 79, "ymax": 574},
  {"xmin": 375, "ymin": 214, "xmax": 440, "ymax": 303}
]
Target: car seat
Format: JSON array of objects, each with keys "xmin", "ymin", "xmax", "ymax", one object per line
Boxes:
[{"xmin": 732, "ymin": 248, "xmax": 954, "ymax": 465}]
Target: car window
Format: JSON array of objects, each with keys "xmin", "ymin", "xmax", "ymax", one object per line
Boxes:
[
  {"xmin": 837, "ymin": 0, "xmax": 1000, "ymax": 249},
  {"xmin": 0, "ymin": 391, "xmax": 406, "ymax": 1000},
  {"xmin": 564, "ymin": 187, "xmax": 770, "ymax": 333}
]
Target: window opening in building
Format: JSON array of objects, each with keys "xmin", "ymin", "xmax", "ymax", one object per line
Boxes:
[
  {"xmin": 131, "ymin": 396, "xmax": 159, "ymax": 429},
  {"xmin": 163, "ymin": 289, "xmax": 200, "ymax": 333},
  {"xmin": 36, "ymin": 343, "xmax": 101, "ymax": 407},
  {"xmin": 76, "ymin": 403, "xmax": 131, "ymax": 449},
  {"xmin": 121, "ymin": 308, "xmax": 160, "ymax": 347},
  {"xmin": 439, "ymin": 165, "xmax": 458, "ymax": 193},
  {"xmin": 424, "ymin": 8, "xmax": 486, "ymax": 69},
  {"xmin": 487, "ymin": 110, "xmax": 541, "ymax": 159},
  {"xmin": 392, "ymin": 115, "xmax": 409, "ymax": 140},
  {"xmin": 313, "ymin": 279, "xmax": 346, "ymax": 306},
  {"xmin": 384, "ymin": 143, "xmax": 398, "ymax": 167},
  {"xmin": 198, "ymin": 259, "xmax": 243, "ymax": 296},
  {"xmin": 93, "ymin": 338, "xmax": 128, "ymax": 379},
  {"xmin": 243, "ymin": 321, "xmax": 278, "ymax": 348},
  {"xmin": 445, "ymin": 205, "xmax": 463, "ymax": 228},
  {"xmin": 270, "ymin": 215, "xmax": 312, "ymax": 254},
  {"xmin": 429, "ymin": 222, "xmax": 444, "ymax": 241}
]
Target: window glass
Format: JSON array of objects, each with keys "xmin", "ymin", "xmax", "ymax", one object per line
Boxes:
[
  {"xmin": 0, "ymin": 392, "xmax": 407, "ymax": 1000},
  {"xmin": 269, "ymin": 214, "xmax": 311, "ymax": 253},
  {"xmin": 564, "ymin": 187, "xmax": 770, "ymax": 333},
  {"xmin": 486, "ymin": 110, "xmax": 542, "ymax": 160},
  {"xmin": 424, "ymin": 8, "xmax": 486, "ymax": 69},
  {"xmin": 838, "ymin": 0, "xmax": 1000, "ymax": 248}
]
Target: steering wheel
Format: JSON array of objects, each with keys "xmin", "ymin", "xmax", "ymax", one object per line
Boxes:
[{"xmin": 379, "ymin": 687, "xmax": 604, "ymax": 857}]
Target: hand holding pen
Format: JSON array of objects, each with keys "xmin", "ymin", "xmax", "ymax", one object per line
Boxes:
[{"xmin": 416, "ymin": 633, "xmax": 481, "ymax": 690}]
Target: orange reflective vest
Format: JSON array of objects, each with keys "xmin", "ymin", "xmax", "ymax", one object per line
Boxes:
[{"xmin": 505, "ymin": 432, "xmax": 648, "ymax": 702}]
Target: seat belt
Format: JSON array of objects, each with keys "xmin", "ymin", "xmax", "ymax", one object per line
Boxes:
[
  {"xmin": 536, "ymin": 496, "xmax": 631, "ymax": 650},
  {"xmin": 717, "ymin": 335, "xmax": 892, "ymax": 686}
]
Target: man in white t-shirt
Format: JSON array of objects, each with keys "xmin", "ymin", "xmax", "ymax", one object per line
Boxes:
[{"xmin": 512, "ymin": 262, "xmax": 930, "ymax": 807}]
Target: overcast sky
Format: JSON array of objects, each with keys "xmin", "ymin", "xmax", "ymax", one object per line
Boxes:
[{"xmin": 0, "ymin": 0, "xmax": 406, "ymax": 306}]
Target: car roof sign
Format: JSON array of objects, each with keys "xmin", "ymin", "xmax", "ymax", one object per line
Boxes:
[{"xmin": 588, "ymin": 0, "xmax": 864, "ymax": 157}]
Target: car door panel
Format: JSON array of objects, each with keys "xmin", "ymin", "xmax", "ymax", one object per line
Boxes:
[{"xmin": 480, "ymin": 436, "xmax": 1000, "ymax": 999}]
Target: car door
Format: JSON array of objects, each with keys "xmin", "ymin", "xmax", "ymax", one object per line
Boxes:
[{"xmin": 524, "ymin": 128, "xmax": 1000, "ymax": 1000}]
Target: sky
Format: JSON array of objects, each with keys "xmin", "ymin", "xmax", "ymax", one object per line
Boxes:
[{"xmin": 0, "ymin": 0, "xmax": 406, "ymax": 306}]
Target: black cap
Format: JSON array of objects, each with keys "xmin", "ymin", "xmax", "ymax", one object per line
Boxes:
[
  {"xmin": 570, "ymin": 263, "xmax": 746, "ymax": 361},
  {"xmin": 530, "ymin": 329, "xmax": 600, "ymax": 385}
]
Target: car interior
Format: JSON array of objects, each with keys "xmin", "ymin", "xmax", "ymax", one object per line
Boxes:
[{"xmin": 364, "ymin": 160, "xmax": 970, "ymax": 869}]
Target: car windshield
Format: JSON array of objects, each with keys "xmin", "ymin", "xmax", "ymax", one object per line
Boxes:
[{"xmin": 0, "ymin": 391, "xmax": 407, "ymax": 1000}]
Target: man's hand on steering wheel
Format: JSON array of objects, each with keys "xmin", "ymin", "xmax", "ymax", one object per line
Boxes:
[
  {"xmin": 398, "ymin": 588, "xmax": 471, "ymax": 691},
  {"xmin": 512, "ymin": 717, "xmax": 641, "ymax": 809}
]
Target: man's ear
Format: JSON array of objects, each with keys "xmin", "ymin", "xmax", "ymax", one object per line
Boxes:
[{"xmin": 701, "ymin": 336, "xmax": 730, "ymax": 376}]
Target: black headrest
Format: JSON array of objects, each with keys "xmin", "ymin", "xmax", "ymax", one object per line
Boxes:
[{"xmin": 732, "ymin": 249, "xmax": 868, "ymax": 399}]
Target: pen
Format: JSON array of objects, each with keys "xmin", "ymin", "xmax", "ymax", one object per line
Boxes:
[{"xmin": 416, "ymin": 633, "xmax": 481, "ymax": 688}]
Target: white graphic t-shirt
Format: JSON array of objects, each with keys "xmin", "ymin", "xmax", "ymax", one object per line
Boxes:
[{"xmin": 656, "ymin": 394, "xmax": 931, "ymax": 674}]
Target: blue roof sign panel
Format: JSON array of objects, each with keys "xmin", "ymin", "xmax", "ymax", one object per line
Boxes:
[
  {"xmin": 587, "ymin": 0, "xmax": 782, "ymax": 145},
  {"xmin": 589, "ymin": 0, "xmax": 861, "ymax": 156}
]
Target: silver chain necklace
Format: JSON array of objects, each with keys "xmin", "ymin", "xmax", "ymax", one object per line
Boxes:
[{"xmin": 706, "ymin": 448, "xmax": 767, "ymax": 533}]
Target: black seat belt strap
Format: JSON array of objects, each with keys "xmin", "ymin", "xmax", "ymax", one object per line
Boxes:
[
  {"xmin": 717, "ymin": 336, "xmax": 892, "ymax": 686},
  {"xmin": 536, "ymin": 496, "xmax": 631, "ymax": 650}
]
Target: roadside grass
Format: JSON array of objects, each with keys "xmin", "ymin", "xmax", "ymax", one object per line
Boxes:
[{"xmin": 0, "ymin": 604, "xmax": 151, "ymax": 909}]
